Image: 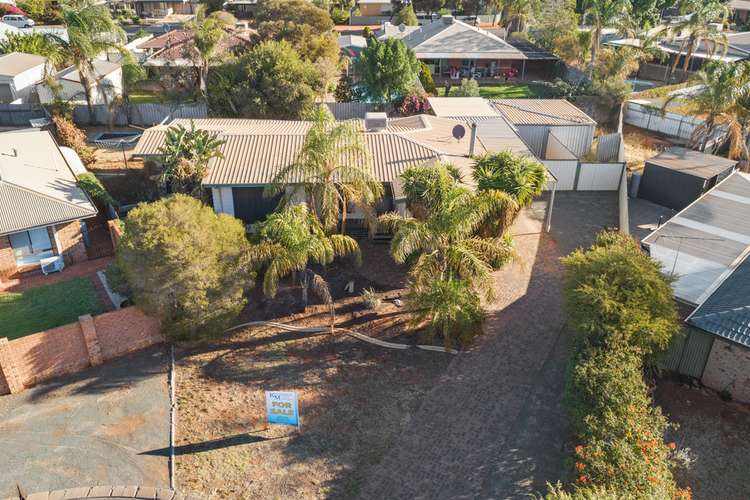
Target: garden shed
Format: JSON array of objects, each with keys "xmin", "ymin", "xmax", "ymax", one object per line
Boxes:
[{"xmin": 638, "ymin": 148, "xmax": 737, "ymax": 210}]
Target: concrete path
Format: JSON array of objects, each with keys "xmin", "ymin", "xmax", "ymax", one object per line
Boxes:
[
  {"xmin": 358, "ymin": 205, "xmax": 571, "ymax": 499},
  {"xmin": 0, "ymin": 347, "xmax": 170, "ymax": 498}
]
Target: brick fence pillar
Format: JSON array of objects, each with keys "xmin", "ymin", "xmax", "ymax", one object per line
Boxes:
[
  {"xmin": 79, "ymin": 314, "xmax": 103, "ymax": 366},
  {"xmin": 0, "ymin": 337, "xmax": 23, "ymax": 394}
]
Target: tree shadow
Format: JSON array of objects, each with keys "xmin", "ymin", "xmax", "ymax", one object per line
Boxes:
[{"xmin": 141, "ymin": 430, "xmax": 285, "ymax": 457}]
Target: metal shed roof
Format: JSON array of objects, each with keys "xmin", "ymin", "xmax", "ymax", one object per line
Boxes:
[
  {"xmin": 688, "ymin": 254, "xmax": 750, "ymax": 347},
  {"xmin": 647, "ymin": 147, "xmax": 738, "ymax": 179},
  {"xmin": 490, "ymin": 99, "xmax": 596, "ymax": 126},
  {"xmin": 428, "ymin": 97, "xmax": 500, "ymax": 118},
  {"xmin": 0, "ymin": 52, "xmax": 47, "ymax": 77}
]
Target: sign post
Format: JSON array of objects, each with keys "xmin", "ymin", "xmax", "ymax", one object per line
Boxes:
[{"xmin": 265, "ymin": 391, "xmax": 300, "ymax": 431}]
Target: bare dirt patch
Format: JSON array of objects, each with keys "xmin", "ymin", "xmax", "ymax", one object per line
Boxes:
[
  {"xmin": 655, "ymin": 379, "xmax": 750, "ymax": 500},
  {"xmin": 175, "ymin": 242, "xmax": 452, "ymax": 498},
  {"xmin": 623, "ymin": 124, "xmax": 675, "ymax": 172}
]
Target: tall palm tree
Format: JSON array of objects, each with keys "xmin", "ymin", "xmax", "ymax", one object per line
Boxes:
[
  {"xmin": 380, "ymin": 164, "xmax": 516, "ymax": 302},
  {"xmin": 666, "ymin": 0, "xmax": 729, "ymax": 80},
  {"xmin": 266, "ymin": 106, "xmax": 384, "ymax": 234},
  {"xmin": 251, "ymin": 204, "xmax": 361, "ymax": 314},
  {"xmin": 185, "ymin": 6, "xmax": 236, "ymax": 96},
  {"xmin": 582, "ymin": 0, "xmax": 631, "ymax": 78},
  {"xmin": 681, "ymin": 61, "xmax": 750, "ymax": 159},
  {"xmin": 58, "ymin": 0, "xmax": 126, "ymax": 118},
  {"xmin": 399, "ymin": 162, "xmax": 463, "ymax": 220}
]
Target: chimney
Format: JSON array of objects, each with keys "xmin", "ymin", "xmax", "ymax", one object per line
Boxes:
[
  {"xmin": 468, "ymin": 123, "xmax": 477, "ymax": 157},
  {"xmin": 365, "ymin": 112, "xmax": 388, "ymax": 132}
]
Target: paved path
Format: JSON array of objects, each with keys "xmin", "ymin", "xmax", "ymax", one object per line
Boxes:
[
  {"xmin": 0, "ymin": 348, "xmax": 170, "ymax": 498},
  {"xmin": 358, "ymin": 207, "xmax": 571, "ymax": 499}
]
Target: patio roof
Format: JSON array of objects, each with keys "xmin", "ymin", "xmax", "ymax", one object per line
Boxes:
[{"xmin": 378, "ymin": 16, "xmax": 526, "ymax": 60}]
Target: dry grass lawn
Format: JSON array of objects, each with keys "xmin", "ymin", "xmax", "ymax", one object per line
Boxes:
[{"xmin": 175, "ymin": 291, "xmax": 452, "ymax": 499}]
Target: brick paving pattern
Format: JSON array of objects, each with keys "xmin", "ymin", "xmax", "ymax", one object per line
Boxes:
[{"xmin": 358, "ymin": 208, "xmax": 571, "ymax": 499}]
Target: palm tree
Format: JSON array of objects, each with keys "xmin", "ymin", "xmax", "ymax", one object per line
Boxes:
[
  {"xmin": 582, "ymin": 0, "xmax": 631, "ymax": 78},
  {"xmin": 666, "ymin": 0, "xmax": 729, "ymax": 81},
  {"xmin": 472, "ymin": 151, "xmax": 547, "ymax": 235},
  {"xmin": 185, "ymin": 6, "xmax": 236, "ymax": 96},
  {"xmin": 0, "ymin": 32, "xmax": 66, "ymax": 67},
  {"xmin": 681, "ymin": 61, "xmax": 750, "ymax": 160},
  {"xmin": 399, "ymin": 162, "xmax": 463, "ymax": 220},
  {"xmin": 380, "ymin": 164, "xmax": 517, "ymax": 303},
  {"xmin": 58, "ymin": 0, "xmax": 126, "ymax": 119},
  {"xmin": 266, "ymin": 106, "xmax": 384, "ymax": 234},
  {"xmin": 251, "ymin": 204, "xmax": 361, "ymax": 315},
  {"xmin": 159, "ymin": 121, "xmax": 225, "ymax": 196}
]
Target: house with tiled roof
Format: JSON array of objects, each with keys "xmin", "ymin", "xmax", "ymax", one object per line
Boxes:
[
  {"xmin": 0, "ymin": 130, "xmax": 97, "ymax": 281},
  {"xmin": 643, "ymin": 171, "xmax": 750, "ymax": 401}
]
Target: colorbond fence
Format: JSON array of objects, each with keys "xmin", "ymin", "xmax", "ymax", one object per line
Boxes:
[{"xmin": 624, "ymin": 101, "xmax": 726, "ymax": 147}]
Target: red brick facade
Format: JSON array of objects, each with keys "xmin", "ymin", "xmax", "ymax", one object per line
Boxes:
[
  {"xmin": 53, "ymin": 220, "xmax": 88, "ymax": 265},
  {"xmin": 0, "ymin": 307, "xmax": 162, "ymax": 395}
]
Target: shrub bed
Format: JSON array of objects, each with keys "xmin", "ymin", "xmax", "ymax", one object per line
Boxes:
[{"xmin": 547, "ymin": 232, "xmax": 690, "ymax": 499}]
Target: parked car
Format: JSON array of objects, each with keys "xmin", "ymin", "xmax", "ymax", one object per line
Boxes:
[{"xmin": 2, "ymin": 15, "xmax": 35, "ymax": 28}]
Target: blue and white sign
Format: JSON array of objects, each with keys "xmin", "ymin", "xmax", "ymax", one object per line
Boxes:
[{"xmin": 265, "ymin": 391, "xmax": 299, "ymax": 427}]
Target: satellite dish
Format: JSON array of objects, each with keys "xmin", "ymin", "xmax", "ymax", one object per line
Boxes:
[
  {"xmin": 452, "ymin": 124, "xmax": 466, "ymax": 140},
  {"xmin": 399, "ymin": 23, "xmax": 407, "ymax": 32}
]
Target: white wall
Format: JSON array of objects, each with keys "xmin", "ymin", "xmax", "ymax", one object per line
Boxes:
[
  {"xmin": 542, "ymin": 160, "xmax": 577, "ymax": 190},
  {"xmin": 576, "ymin": 163, "xmax": 624, "ymax": 191},
  {"xmin": 549, "ymin": 125, "xmax": 595, "ymax": 159}
]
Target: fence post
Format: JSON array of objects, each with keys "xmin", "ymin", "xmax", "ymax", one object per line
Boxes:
[
  {"xmin": 79, "ymin": 314, "xmax": 104, "ymax": 366},
  {"xmin": 0, "ymin": 337, "xmax": 23, "ymax": 394}
]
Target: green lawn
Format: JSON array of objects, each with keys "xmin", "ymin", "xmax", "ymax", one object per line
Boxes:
[
  {"xmin": 0, "ymin": 277, "xmax": 105, "ymax": 340},
  {"xmin": 437, "ymin": 83, "xmax": 552, "ymax": 99}
]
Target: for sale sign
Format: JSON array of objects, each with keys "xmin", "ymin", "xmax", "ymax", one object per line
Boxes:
[{"xmin": 265, "ymin": 391, "xmax": 299, "ymax": 428}]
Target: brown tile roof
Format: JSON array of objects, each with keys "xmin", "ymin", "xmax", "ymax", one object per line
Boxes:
[{"xmin": 142, "ymin": 28, "xmax": 255, "ymax": 63}]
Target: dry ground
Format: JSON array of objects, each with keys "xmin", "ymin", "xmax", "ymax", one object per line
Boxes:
[
  {"xmin": 174, "ymin": 243, "xmax": 453, "ymax": 499},
  {"xmin": 622, "ymin": 124, "xmax": 675, "ymax": 172},
  {"xmin": 655, "ymin": 379, "xmax": 750, "ymax": 500}
]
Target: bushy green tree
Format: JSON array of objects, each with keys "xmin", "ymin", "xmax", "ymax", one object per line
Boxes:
[
  {"xmin": 0, "ymin": 32, "xmax": 65, "ymax": 66},
  {"xmin": 334, "ymin": 72, "xmax": 354, "ymax": 102},
  {"xmin": 355, "ymin": 37, "xmax": 420, "ymax": 103},
  {"xmin": 77, "ymin": 172, "xmax": 117, "ymax": 210},
  {"xmin": 207, "ymin": 40, "xmax": 322, "ymax": 119},
  {"xmin": 418, "ymin": 61, "xmax": 437, "ymax": 95},
  {"xmin": 256, "ymin": 0, "xmax": 334, "ymax": 33},
  {"xmin": 108, "ymin": 195, "xmax": 253, "ymax": 339},
  {"xmin": 561, "ymin": 231, "xmax": 679, "ymax": 355},
  {"xmin": 394, "ymin": 3, "xmax": 418, "ymax": 25},
  {"xmin": 453, "ymin": 77, "xmax": 480, "ymax": 97},
  {"xmin": 185, "ymin": 6, "xmax": 236, "ymax": 96},
  {"xmin": 158, "ymin": 121, "xmax": 225, "ymax": 197},
  {"xmin": 257, "ymin": 20, "xmax": 339, "ymax": 63}
]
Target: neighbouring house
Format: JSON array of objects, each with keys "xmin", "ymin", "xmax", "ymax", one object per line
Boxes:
[
  {"xmin": 636, "ymin": 148, "xmax": 738, "ymax": 210},
  {"xmin": 0, "ymin": 52, "xmax": 50, "ymax": 104},
  {"xmin": 730, "ymin": 0, "xmax": 750, "ymax": 24},
  {"xmin": 132, "ymin": 112, "xmax": 534, "ymax": 228},
  {"xmin": 377, "ymin": 16, "xmax": 529, "ymax": 82},
  {"xmin": 357, "ymin": 0, "xmax": 392, "ymax": 17},
  {"xmin": 38, "ymin": 59, "xmax": 123, "ymax": 106},
  {"xmin": 643, "ymin": 171, "xmax": 750, "ymax": 401},
  {"xmin": 429, "ymin": 97, "xmax": 597, "ymax": 159},
  {"xmin": 129, "ymin": 0, "xmax": 198, "ymax": 17},
  {"xmin": 138, "ymin": 28, "xmax": 255, "ymax": 89},
  {"xmin": 223, "ymin": 0, "xmax": 258, "ymax": 20},
  {"xmin": 0, "ymin": 130, "xmax": 97, "ymax": 282}
]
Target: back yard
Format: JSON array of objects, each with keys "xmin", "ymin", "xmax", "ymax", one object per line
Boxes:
[
  {"xmin": 437, "ymin": 83, "xmax": 553, "ymax": 98},
  {"xmin": 0, "ymin": 277, "xmax": 105, "ymax": 339}
]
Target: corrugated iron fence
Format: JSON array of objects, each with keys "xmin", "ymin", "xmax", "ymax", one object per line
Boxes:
[
  {"xmin": 624, "ymin": 101, "xmax": 727, "ymax": 147},
  {"xmin": 0, "ymin": 103, "xmax": 48, "ymax": 127},
  {"xmin": 72, "ymin": 102, "xmax": 208, "ymax": 126}
]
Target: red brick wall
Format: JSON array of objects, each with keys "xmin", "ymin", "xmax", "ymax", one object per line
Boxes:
[
  {"xmin": 0, "ymin": 235, "xmax": 16, "ymax": 280},
  {"xmin": 53, "ymin": 221, "xmax": 88, "ymax": 266},
  {"xmin": 0, "ymin": 307, "xmax": 162, "ymax": 395}
]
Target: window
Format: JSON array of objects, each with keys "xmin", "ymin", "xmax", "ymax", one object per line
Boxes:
[{"xmin": 8, "ymin": 227, "xmax": 54, "ymax": 267}]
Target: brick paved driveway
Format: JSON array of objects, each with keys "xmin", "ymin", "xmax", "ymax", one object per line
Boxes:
[
  {"xmin": 0, "ymin": 347, "xmax": 169, "ymax": 497},
  {"xmin": 359, "ymin": 194, "xmax": 617, "ymax": 499}
]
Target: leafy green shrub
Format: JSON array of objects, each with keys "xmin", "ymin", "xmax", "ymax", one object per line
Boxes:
[
  {"xmin": 561, "ymin": 231, "xmax": 679, "ymax": 356},
  {"xmin": 553, "ymin": 231, "xmax": 689, "ymax": 500},
  {"xmin": 108, "ymin": 195, "xmax": 253, "ymax": 339},
  {"xmin": 419, "ymin": 61, "xmax": 437, "ymax": 95},
  {"xmin": 77, "ymin": 172, "xmax": 117, "ymax": 210},
  {"xmin": 361, "ymin": 287, "xmax": 383, "ymax": 310},
  {"xmin": 52, "ymin": 115, "xmax": 96, "ymax": 166},
  {"xmin": 453, "ymin": 78, "xmax": 480, "ymax": 97}
]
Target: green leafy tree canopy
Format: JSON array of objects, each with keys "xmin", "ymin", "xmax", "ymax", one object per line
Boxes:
[{"xmin": 355, "ymin": 37, "xmax": 420, "ymax": 103}]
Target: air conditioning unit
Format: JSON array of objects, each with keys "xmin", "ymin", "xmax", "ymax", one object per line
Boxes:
[{"xmin": 40, "ymin": 255, "xmax": 64, "ymax": 275}]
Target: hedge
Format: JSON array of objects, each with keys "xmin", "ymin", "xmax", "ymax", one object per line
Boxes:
[{"xmin": 550, "ymin": 232, "xmax": 690, "ymax": 500}]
